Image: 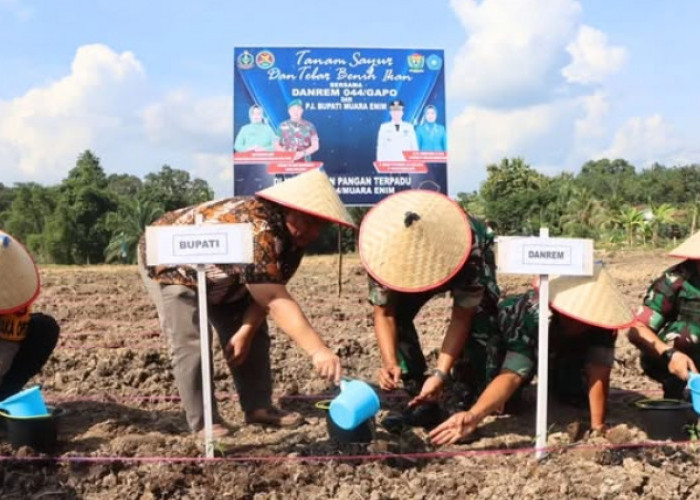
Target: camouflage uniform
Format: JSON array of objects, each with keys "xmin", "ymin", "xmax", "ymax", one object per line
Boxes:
[
  {"xmin": 277, "ymin": 119, "xmax": 317, "ymax": 161},
  {"xmin": 636, "ymin": 260, "xmax": 700, "ymax": 397},
  {"xmin": 368, "ymin": 215, "xmax": 501, "ymax": 401},
  {"xmin": 497, "ymin": 290, "xmax": 616, "ymax": 406}
]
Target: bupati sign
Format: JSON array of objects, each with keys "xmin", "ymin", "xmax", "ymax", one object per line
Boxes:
[{"xmin": 145, "ymin": 224, "xmax": 253, "ymax": 266}]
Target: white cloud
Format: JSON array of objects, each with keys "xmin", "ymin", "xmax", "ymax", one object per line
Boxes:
[
  {"xmin": 142, "ymin": 91, "xmax": 231, "ymax": 152},
  {"xmin": 448, "ymin": 0, "xmax": 582, "ymax": 105},
  {"xmin": 0, "ymin": 44, "xmax": 146, "ymax": 183},
  {"xmin": 600, "ymin": 115, "xmax": 685, "ymax": 167},
  {"xmin": 448, "ymin": 92, "xmax": 621, "ymax": 193},
  {"xmin": 191, "ymin": 153, "xmax": 233, "ymax": 188},
  {"xmin": 562, "ymin": 25, "xmax": 627, "ymax": 84},
  {"xmin": 0, "ymin": 44, "xmax": 233, "ymax": 197}
]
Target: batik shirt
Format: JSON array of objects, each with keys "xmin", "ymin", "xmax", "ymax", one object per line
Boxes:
[
  {"xmin": 0, "ymin": 307, "xmax": 31, "ymax": 342},
  {"xmin": 636, "ymin": 260, "xmax": 700, "ymax": 345},
  {"xmin": 140, "ymin": 197, "xmax": 304, "ymax": 305},
  {"xmin": 277, "ymin": 119, "xmax": 317, "ymax": 160},
  {"xmin": 498, "ymin": 290, "xmax": 616, "ymax": 378},
  {"xmin": 368, "ymin": 215, "xmax": 499, "ymax": 312}
]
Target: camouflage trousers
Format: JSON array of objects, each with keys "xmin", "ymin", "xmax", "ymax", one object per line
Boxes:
[{"xmin": 391, "ymin": 291, "xmax": 501, "ymax": 406}]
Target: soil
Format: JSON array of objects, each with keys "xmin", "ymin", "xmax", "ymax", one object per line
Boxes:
[{"xmin": 2, "ymin": 249, "xmax": 700, "ymax": 499}]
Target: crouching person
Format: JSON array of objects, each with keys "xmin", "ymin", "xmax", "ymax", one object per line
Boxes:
[
  {"xmin": 359, "ymin": 190, "xmax": 501, "ymax": 429},
  {"xmin": 138, "ymin": 169, "xmax": 356, "ymax": 437},
  {"xmin": 628, "ymin": 231, "xmax": 700, "ymax": 399},
  {"xmin": 0, "ymin": 231, "xmax": 60, "ymax": 401},
  {"xmin": 430, "ymin": 264, "xmax": 633, "ymax": 445}
]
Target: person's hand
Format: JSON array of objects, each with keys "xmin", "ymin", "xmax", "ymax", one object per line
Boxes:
[
  {"xmin": 429, "ymin": 411, "xmax": 480, "ymax": 446},
  {"xmin": 377, "ymin": 364, "xmax": 402, "ymax": 391},
  {"xmin": 311, "ymin": 347, "xmax": 342, "ymax": 385},
  {"xmin": 408, "ymin": 375, "xmax": 443, "ymax": 407},
  {"xmin": 224, "ymin": 333, "xmax": 253, "ymax": 367},
  {"xmin": 667, "ymin": 349, "xmax": 698, "ymax": 381}
]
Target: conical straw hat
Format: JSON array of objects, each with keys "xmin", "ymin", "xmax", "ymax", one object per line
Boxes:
[
  {"xmin": 544, "ymin": 263, "xmax": 633, "ymax": 329},
  {"xmin": 359, "ymin": 190, "xmax": 471, "ymax": 292},
  {"xmin": 668, "ymin": 230, "xmax": 700, "ymax": 260},
  {"xmin": 0, "ymin": 231, "xmax": 40, "ymax": 314},
  {"xmin": 256, "ymin": 169, "xmax": 356, "ymax": 228}
]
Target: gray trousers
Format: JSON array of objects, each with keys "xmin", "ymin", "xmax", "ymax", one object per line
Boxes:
[{"xmin": 138, "ymin": 260, "xmax": 272, "ymax": 431}]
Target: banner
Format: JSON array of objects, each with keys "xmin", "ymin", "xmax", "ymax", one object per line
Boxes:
[{"xmin": 233, "ymin": 47, "xmax": 447, "ymax": 205}]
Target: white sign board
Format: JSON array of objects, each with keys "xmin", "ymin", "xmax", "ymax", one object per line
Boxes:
[
  {"xmin": 496, "ymin": 236, "xmax": 594, "ymax": 276},
  {"xmin": 145, "ymin": 224, "xmax": 254, "ymax": 266}
]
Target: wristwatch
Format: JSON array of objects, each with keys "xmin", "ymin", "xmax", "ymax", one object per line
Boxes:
[
  {"xmin": 660, "ymin": 347, "xmax": 677, "ymax": 365},
  {"xmin": 429, "ymin": 368, "xmax": 450, "ymax": 383}
]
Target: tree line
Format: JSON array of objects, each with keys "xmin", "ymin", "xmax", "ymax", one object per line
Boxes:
[
  {"xmin": 0, "ymin": 151, "xmax": 212, "ymax": 264},
  {"xmin": 457, "ymin": 157, "xmax": 700, "ymax": 247},
  {"xmin": 2, "ymin": 152, "xmax": 698, "ymax": 265}
]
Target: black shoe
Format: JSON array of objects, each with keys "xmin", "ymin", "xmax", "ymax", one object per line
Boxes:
[
  {"xmin": 403, "ymin": 403, "xmax": 445, "ymax": 430},
  {"xmin": 380, "ymin": 404, "xmax": 445, "ymax": 433}
]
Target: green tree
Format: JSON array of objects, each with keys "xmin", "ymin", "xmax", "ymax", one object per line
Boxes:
[
  {"xmin": 456, "ymin": 191, "xmax": 486, "ymax": 219},
  {"xmin": 578, "ymin": 158, "xmax": 636, "ymax": 209},
  {"xmin": 560, "ymin": 187, "xmax": 606, "ymax": 238},
  {"xmin": 2, "ymin": 183, "xmax": 58, "ymax": 260},
  {"xmin": 480, "ymin": 157, "xmax": 548, "ymax": 234},
  {"xmin": 104, "ymin": 199, "xmax": 164, "ymax": 263},
  {"xmin": 45, "ymin": 151, "xmax": 117, "ymax": 264},
  {"xmin": 613, "ymin": 206, "xmax": 645, "ymax": 247},
  {"xmin": 647, "ymin": 203, "xmax": 676, "ymax": 246},
  {"xmin": 140, "ymin": 165, "xmax": 213, "ymax": 212},
  {"xmin": 107, "ymin": 174, "xmax": 142, "ymax": 198}
]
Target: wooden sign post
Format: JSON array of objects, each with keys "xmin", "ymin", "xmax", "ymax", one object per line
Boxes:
[
  {"xmin": 497, "ymin": 229, "xmax": 593, "ymax": 460},
  {"xmin": 145, "ymin": 220, "xmax": 253, "ymax": 457}
]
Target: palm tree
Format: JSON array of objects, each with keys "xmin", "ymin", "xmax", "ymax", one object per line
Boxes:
[
  {"xmin": 104, "ymin": 199, "xmax": 164, "ymax": 263},
  {"xmin": 560, "ymin": 187, "xmax": 606, "ymax": 238},
  {"xmin": 648, "ymin": 203, "xmax": 677, "ymax": 246},
  {"xmin": 613, "ymin": 206, "xmax": 646, "ymax": 247}
]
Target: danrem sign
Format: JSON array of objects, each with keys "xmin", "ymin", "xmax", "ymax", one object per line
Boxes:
[
  {"xmin": 497, "ymin": 237, "xmax": 594, "ymax": 276},
  {"xmin": 233, "ymin": 47, "xmax": 448, "ymax": 205}
]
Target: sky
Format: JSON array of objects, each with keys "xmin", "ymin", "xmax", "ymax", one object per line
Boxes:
[{"xmin": 1, "ymin": 0, "xmax": 699, "ymax": 198}]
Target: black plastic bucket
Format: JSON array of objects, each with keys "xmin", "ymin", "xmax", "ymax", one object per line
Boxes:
[
  {"xmin": 1, "ymin": 406, "xmax": 63, "ymax": 453},
  {"xmin": 634, "ymin": 398, "xmax": 696, "ymax": 441},
  {"xmin": 316, "ymin": 400, "xmax": 375, "ymax": 443}
]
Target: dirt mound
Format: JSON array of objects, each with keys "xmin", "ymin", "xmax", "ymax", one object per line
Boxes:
[{"xmin": 2, "ymin": 251, "xmax": 698, "ymax": 499}]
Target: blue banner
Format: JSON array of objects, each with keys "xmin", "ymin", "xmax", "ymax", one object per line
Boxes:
[{"xmin": 233, "ymin": 47, "xmax": 447, "ymax": 205}]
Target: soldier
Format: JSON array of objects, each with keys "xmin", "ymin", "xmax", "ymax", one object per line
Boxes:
[
  {"xmin": 359, "ymin": 190, "xmax": 500, "ymax": 428},
  {"xmin": 0, "ymin": 231, "xmax": 60, "ymax": 402},
  {"xmin": 628, "ymin": 230, "xmax": 700, "ymax": 398},
  {"xmin": 275, "ymin": 99, "xmax": 319, "ymax": 162},
  {"xmin": 429, "ymin": 264, "xmax": 633, "ymax": 445},
  {"xmin": 376, "ymin": 100, "xmax": 418, "ymax": 162}
]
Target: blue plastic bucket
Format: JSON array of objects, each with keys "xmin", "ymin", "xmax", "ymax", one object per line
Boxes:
[
  {"xmin": 0, "ymin": 385, "xmax": 49, "ymax": 417},
  {"xmin": 688, "ymin": 374, "xmax": 700, "ymax": 414},
  {"xmin": 329, "ymin": 379, "xmax": 380, "ymax": 430}
]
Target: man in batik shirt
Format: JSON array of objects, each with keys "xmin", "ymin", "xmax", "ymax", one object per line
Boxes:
[
  {"xmin": 276, "ymin": 99, "xmax": 319, "ymax": 162},
  {"xmin": 629, "ymin": 230, "xmax": 700, "ymax": 398},
  {"xmin": 430, "ymin": 264, "xmax": 633, "ymax": 446},
  {"xmin": 139, "ymin": 169, "xmax": 355, "ymax": 436},
  {"xmin": 359, "ymin": 190, "xmax": 500, "ymax": 428}
]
